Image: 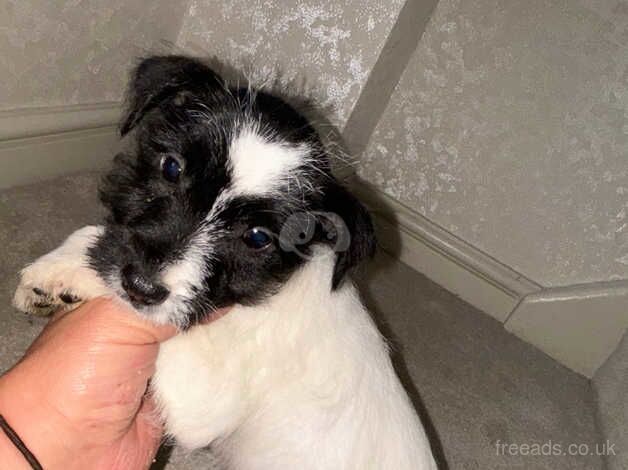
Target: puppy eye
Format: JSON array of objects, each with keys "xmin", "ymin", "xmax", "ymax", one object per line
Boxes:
[
  {"xmin": 242, "ymin": 227, "xmax": 273, "ymax": 250},
  {"xmin": 161, "ymin": 156, "xmax": 183, "ymax": 182}
]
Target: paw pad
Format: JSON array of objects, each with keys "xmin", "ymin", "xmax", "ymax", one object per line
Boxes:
[
  {"xmin": 15, "ymin": 284, "xmax": 83, "ymax": 317},
  {"xmin": 59, "ymin": 292, "xmax": 81, "ymax": 304}
]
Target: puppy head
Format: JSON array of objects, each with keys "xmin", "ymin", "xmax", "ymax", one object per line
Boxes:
[{"xmin": 90, "ymin": 55, "xmax": 375, "ymax": 327}]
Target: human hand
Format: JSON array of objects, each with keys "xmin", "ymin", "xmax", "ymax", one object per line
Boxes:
[{"xmin": 0, "ymin": 298, "xmax": 178, "ymax": 470}]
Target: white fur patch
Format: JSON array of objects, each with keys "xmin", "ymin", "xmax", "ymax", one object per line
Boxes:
[
  {"xmin": 228, "ymin": 125, "xmax": 310, "ymax": 196},
  {"xmin": 153, "ymin": 248, "xmax": 437, "ymax": 469},
  {"xmin": 158, "ymin": 230, "xmax": 213, "ymax": 327}
]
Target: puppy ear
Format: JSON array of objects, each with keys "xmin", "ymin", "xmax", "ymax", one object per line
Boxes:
[
  {"xmin": 321, "ymin": 182, "xmax": 376, "ymax": 289},
  {"xmin": 120, "ymin": 55, "xmax": 224, "ymax": 136}
]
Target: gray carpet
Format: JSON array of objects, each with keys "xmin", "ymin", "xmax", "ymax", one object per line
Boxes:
[
  {"xmin": 593, "ymin": 331, "xmax": 627, "ymax": 470},
  {"xmin": 0, "ymin": 173, "xmax": 607, "ymax": 469}
]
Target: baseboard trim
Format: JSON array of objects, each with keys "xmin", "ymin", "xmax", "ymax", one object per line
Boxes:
[
  {"xmin": 349, "ymin": 178, "xmax": 541, "ymax": 321},
  {"xmin": 0, "ymin": 103, "xmax": 121, "ymax": 189},
  {"xmin": 0, "ymin": 127, "xmax": 120, "ymax": 189},
  {"xmin": 506, "ymin": 281, "xmax": 628, "ymax": 378},
  {"xmin": 0, "ymin": 102, "xmax": 121, "ymax": 141},
  {"xmin": 349, "ymin": 177, "xmax": 627, "ymax": 377}
]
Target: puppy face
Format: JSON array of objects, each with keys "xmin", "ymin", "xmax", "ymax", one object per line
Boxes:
[{"xmin": 89, "ymin": 55, "xmax": 375, "ymax": 327}]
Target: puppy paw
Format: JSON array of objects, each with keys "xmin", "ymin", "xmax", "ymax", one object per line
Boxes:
[
  {"xmin": 13, "ymin": 226, "xmax": 110, "ymax": 316},
  {"xmin": 14, "ymin": 268, "xmax": 83, "ymax": 316}
]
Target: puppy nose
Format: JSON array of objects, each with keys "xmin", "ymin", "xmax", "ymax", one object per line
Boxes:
[{"xmin": 121, "ymin": 264, "xmax": 169, "ymax": 306}]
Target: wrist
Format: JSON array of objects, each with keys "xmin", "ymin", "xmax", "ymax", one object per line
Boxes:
[
  {"xmin": 0, "ymin": 364, "xmax": 79, "ymax": 470},
  {"xmin": 0, "ymin": 415, "xmax": 31, "ymax": 470}
]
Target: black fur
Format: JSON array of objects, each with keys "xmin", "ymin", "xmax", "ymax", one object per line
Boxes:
[{"xmin": 88, "ymin": 55, "xmax": 375, "ymax": 325}]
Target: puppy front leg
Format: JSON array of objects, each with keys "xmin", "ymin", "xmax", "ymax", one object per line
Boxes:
[{"xmin": 13, "ymin": 226, "xmax": 111, "ymax": 316}]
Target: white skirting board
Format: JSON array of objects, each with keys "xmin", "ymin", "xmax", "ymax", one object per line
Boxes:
[
  {"xmin": 349, "ymin": 178, "xmax": 542, "ymax": 321},
  {"xmin": 0, "ymin": 103, "xmax": 121, "ymax": 189},
  {"xmin": 505, "ymin": 282, "xmax": 628, "ymax": 378},
  {"xmin": 349, "ymin": 178, "xmax": 628, "ymax": 378}
]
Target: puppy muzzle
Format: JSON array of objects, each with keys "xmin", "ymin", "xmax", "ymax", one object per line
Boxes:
[{"xmin": 121, "ymin": 264, "xmax": 170, "ymax": 306}]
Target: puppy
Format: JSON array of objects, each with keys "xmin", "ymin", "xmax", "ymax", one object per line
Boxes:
[{"xmin": 14, "ymin": 55, "xmax": 437, "ymax": 469}]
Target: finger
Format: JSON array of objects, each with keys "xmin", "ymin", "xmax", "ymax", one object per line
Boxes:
[
  {"xmin": 87, "ymin": 297, "xmax": 178, "ymax": 343},
  {"xmin": 49, "ymin": 306, "xmax": 72, "ymax": 323},
  {"xmin": 107, "ymin": 396, "xmax": 165, "ymax": 470},
  {"xmin": 135, "ymin": 396, "xmax": 165, "ymax": 463},
  {"xmin": 25, "ymin": 306, "xmax": 73, "ymax": 353}
]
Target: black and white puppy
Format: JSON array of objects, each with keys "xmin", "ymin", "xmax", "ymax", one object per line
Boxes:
[{"xmin": 14, "ymin": 55, "xmax": 437, "ymax": 469}]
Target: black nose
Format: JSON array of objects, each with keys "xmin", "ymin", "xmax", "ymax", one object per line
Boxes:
[{"xmin": 121, "ymin": 265, "xmax": 169, "ymax": 306}]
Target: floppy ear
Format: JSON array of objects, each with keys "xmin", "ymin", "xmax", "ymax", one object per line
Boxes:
[
  {"xmin": 321, "ymin": 182, "xmax": 376, "ymax": 289},
  {"xmin": 120, "ymin": 55, "xmax": 225, "ymax": 136}
]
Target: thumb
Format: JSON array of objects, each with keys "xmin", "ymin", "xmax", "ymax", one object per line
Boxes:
[
  {"xmin": 86, "ymin": 297, "xmax": 178, "ymax": 344},
  {"xmin": 134, "ymin": 396, "xmax": 165, "ymax": 465}
]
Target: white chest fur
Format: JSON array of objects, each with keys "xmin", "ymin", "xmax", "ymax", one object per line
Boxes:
[{"xmin": 152, "ymin": 252, "xmax": 437, "ymax": 470}]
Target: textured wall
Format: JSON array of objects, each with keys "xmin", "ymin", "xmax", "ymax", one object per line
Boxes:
[
  {"xmin": 4, "ymin": 0, "xmax": 627, "ymax": 287},
  {"xmin": 0, "ymin": 0, "xmax": 189, "ymax": 111},
  {"xmin": 177, "ymin": 0, "xmax": 404, "ymax": 126},
  {"xmin": 359, "ymin": 0, "xmax": 628, "ymax": 287}
]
